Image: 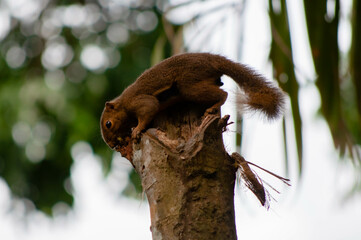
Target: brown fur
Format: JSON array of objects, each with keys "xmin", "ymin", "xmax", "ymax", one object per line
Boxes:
[{"xmin": 100, "ymin": 53, "xmax": 285, "ymax": 150}]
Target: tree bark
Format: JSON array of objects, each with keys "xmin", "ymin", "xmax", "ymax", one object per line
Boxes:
[{"xmin": 131, "ymin": 103, "xmax": 237, "ymax": 240}]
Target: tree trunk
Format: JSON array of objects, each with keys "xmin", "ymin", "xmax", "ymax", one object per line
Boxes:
[{"xmin": 131, "ymin": 103, "xmax": 237, "ymax": 240}]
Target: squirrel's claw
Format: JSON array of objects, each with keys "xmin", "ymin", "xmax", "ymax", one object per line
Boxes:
[
  {"xmin": 131, "ymin": 127, "xmax": 142, "ymax": 141},
  {"xmin": 205, "ymin": 107, "xmax": 219, "ymax": 115}
]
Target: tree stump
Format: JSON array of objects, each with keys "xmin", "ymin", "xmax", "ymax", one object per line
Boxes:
[{"xmin": 131, "ymin": 103, "xmax": 237, "ymax": 240}]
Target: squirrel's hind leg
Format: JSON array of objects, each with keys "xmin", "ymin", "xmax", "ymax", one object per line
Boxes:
[{"xmin": 178, "ymin": 79, "xmax": 228, "ymax": 114}]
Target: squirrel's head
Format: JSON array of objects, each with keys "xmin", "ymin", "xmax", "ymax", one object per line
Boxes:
[{"xmin": 100, "ymin": 102, "xmax": 132, "ymax": 150}]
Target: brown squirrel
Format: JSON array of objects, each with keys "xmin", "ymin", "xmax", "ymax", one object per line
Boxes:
[{"xmin": 100, "ymin": 53, "xmax": 285, "ymax": 151}]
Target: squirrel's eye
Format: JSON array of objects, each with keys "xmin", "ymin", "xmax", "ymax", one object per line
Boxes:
[{"xmin": 105, "ymin": 120, "xmax": 112, "ymax": 129}]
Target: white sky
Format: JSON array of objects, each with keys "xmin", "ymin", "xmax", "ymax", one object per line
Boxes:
[{"xmin": 1, "ymin": 0, "xmax": 361, "ymax": 239}]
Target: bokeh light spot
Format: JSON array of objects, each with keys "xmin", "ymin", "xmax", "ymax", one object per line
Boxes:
[
  {"xmin": 136, "ymin": 11, "xmax": 158, "ymax": 32},
  {"xmin": 0, "ymin": 10, "xmax": 10, "ymax": 41},
  {"xmin": 62, "ymin": 4, "xmax": 87, "ymax": 27},
  {"xmin": 106, "ymin": 23, "xmax": 129, "ymax": 44},
  {"xmin": 71, "ymin": 141, "xmax": 93, "ymax": 162},
  {"xmin": 25, "ymin": 141, "xmax": 46, "ymax": 163},
  {"xmin": 6, "ymin": 46, "xmax": 26, "ymax": 69},
  {"xmin": 5, "ymin": 0, "xmax": 48, "ymax": 22},
  {"xmin": 80, "ymin": 45, "xmax": 108, "ymax": 72},
  {"xmin": 33, "ymin": 121, "xmax": 52, "ymax": 145},
  {"xmin": 12, "ymin": 122, "xmax": 32, "ymax": 146},
  {"xmin": 41, "ymin": 39, "xmax": 74, "ymax": 70}
]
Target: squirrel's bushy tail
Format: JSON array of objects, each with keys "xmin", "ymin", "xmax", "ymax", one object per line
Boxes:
[{"xmin": 213, "ymin": 55, "xmax": 286, "ymax": 120}]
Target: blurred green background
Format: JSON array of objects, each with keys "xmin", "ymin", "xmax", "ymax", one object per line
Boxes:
[{"xmin": 0, "ymin": 0, "xmax": 360, "ymax": 216}]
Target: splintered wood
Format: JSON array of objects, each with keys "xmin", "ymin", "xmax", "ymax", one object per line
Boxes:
[{"xmin": 231, "ymin": 152, "xmax": 290, "ymax": 209}]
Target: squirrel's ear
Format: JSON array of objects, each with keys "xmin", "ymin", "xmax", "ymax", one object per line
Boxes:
[{"xmin": 105, "ymin": 102, "xmax": 115, "ymax": 109}]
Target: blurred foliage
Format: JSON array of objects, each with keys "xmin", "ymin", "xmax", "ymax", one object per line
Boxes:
[
  {"xmin": 0, "ymin": 0, "xmax": 173, "ymax": 214},
  {"xmin": 303, "ymin": 0, "xmax": 361, "ymax": 161},
  {"xmin": 0, "ymin": 0, "xmax": 360, "ymax": 214},
  {"xmin": 268, "ymin": 0, "xmax": 303, "ymax": 174},
  {"xmin": 268, "ymin": 0, "xmax": 361, "ymax": 175}
]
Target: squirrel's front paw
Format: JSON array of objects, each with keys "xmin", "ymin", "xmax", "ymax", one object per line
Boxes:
[{"xmin": 131, "ymin": 128, "xmax": 142, "ymax": 141}]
